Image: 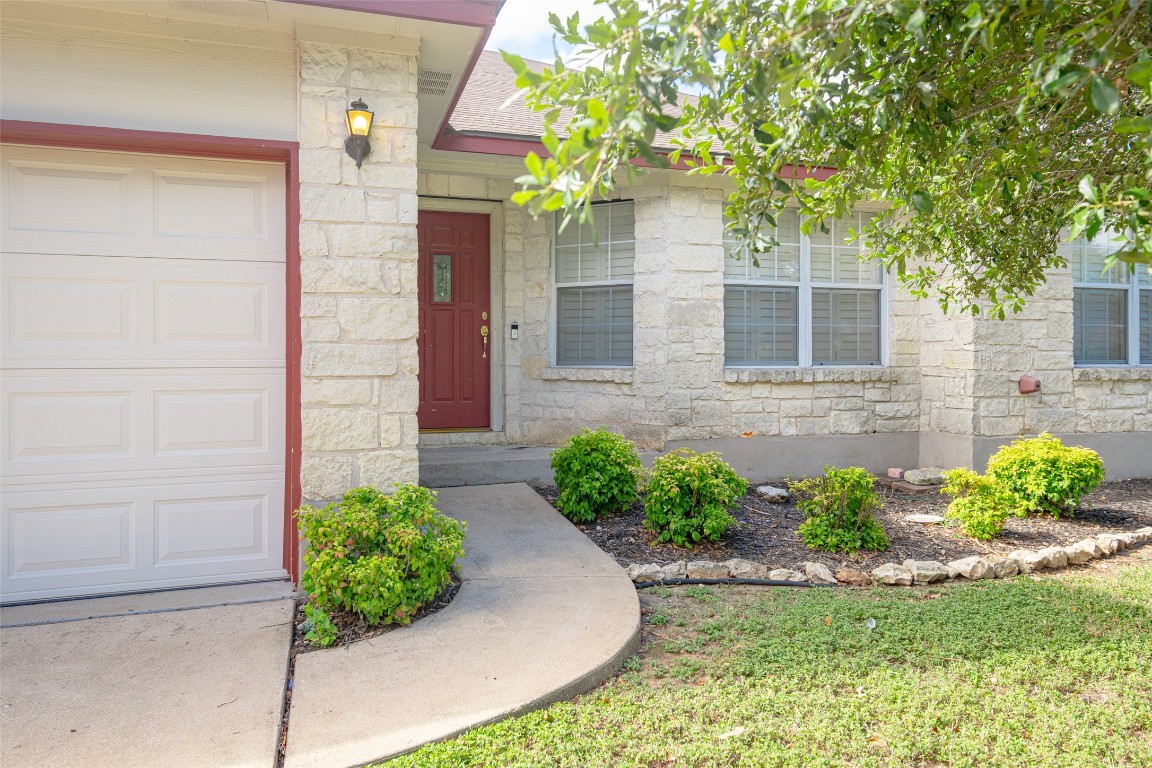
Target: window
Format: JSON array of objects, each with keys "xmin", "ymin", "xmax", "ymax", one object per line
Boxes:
[
  {"xmin": 554, "ymin": 201, "xmax": 634, "ymax": 366},
  {"xmin": 1071, "ymin": 232, "xmax": 1151, "ymax": 365},
  {"xmin": 724, "ymin": 210, "xmax": 884, "ymax": 366}
]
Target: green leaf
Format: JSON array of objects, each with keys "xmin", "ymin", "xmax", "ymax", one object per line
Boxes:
[
  {"xmin": 1126, "ymin": 60, "xmax": 1152, "ymax": 91},
  {"xmin": 718, "ymin": 32, "xmax": 736, "ymax": 55},
  {"xmin": 905, "ymin": 8, "xmax": 926, "ymax": 34},
  {"xmin": 1078, "ymin": 174, "xmax": 1097, "ymax": 203},
  {"xmin": 1113, "ymin": 116, "xmax": 1152, "ymax": 134},
  {"xmin": 1088, "ymin": 76, "xmax": 1120, "ymax": 115},
  {"xmin": 910, "ymin": 190, "xmax": 934, "ymax": 213}
]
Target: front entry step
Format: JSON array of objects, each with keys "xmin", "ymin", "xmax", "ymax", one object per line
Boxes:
[{"xmin": 419, "ymin": 444, "xmax": 558, "ymax": 487}]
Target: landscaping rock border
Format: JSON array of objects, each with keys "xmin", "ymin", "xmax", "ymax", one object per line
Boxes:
[{"xmin": 625, "ymin": 527, "xmax": 1152, "ymax": 587}]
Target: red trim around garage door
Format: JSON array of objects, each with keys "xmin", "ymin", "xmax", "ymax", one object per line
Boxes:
[{"xmin": 0, "ymin": 120, "xmax": 303, "ymax": 584}]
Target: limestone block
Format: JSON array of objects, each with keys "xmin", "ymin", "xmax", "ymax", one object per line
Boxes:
[
  {"xmin": 947, "ymin": 556, "xmax": 994, "ymax": 580},
  {"xmin": 336, "ymin": 297, "xmax": 418, "ymax": 341},
  {"xmin": 358, "ymin": 449, "xmax": 419, "ymax": 488},
  {"xmin": 767, "ymin": 568, "xmax": 807, "ymax": 582},
  {"xmin": 801, "ymin": 562, "xmax": 838, "ymax": 584},
  {"xmin": 301, "ymin": 455, "xmax": 354, "ymax": 501},
  {"xmin": 301, "ymin": 318, "xmax": 341, "ymax": 342},
  {"xmin": 299, "ymin": 149, "xmax": 342, "ymax": 185},
  {"xmin": 872, "ymin": 563, "xmax": 914, "ymax": 586},
  {"xmin": 902, "ymin": 560, "xmax": 950, "ymax": 583},
  {"xmin": 299, "ymin": 185, "xmax": 361, "ymax": 223},
  {"xmin": 301, "ymin": 259, "xmax": 387, "ymax": 293},
  {"xmin": 300, "ymin": 222, "xmax": 329, "ymax": 258},
  {"xmin": 302, "ymin": 408, "xmax": 378, "ymax": 451},
  {"xmin": 627, "ymin": 564, "xmax": 663, "ymax": 583},
  {"xmin": 350, "ymin": 70, "xmax": 404, "ymax": 92},
  {"xmin": 302, "ymin": 379, "xmax": 375, "ymax": 406},
  {"xmin": 725, "ymin": 559, "xmax": 768, "ymax": 579},
  {"xmin": 300, "ymin": 295, "xmax": 337, "ymax": 318},
  {"xmin": 660, "ymin": 561, "xmax": 687, "ymax": 580},
  {"xmin": 300, "ymin": 42, "xmax": 348, "ymax": 82},
  {"xmin": 302, "ymin": 343, "xmax": 398, "ymax": 376},
  {"xmin": 686, "ymin": 561, "xmax": 730, "ymax": 579}
]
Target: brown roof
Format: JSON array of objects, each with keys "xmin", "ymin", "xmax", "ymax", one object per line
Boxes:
[{"xmin": 447, "ymin": 50, "xmax": 697, "ymax": 150}]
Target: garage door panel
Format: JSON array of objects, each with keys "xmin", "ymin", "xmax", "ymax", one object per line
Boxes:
[
  {"xmin": 3, "ymin": 370, "xmax": 284, "ymax": 481},
  {"xmin": 155, "ymin": 494, "xmax": 268, "ymax": 567},
  {"xmin": 10, "ymin": 390, "xmax": 134, "ymax": 462},
  {"xmin": 6, "ymin": 158, "xmax": 135, "ymax": 235},
  {"xmin": 2, "ymin": 146, "xmax": 285, "ymax": 261},
  {"xmin": 2, "ymin": 479, "xmax": 285, "ymax": 602},
  {"xmin": 154, "ymin": 170, "xmax": 268, "ymax": 240},
  {"xmin": 8, "ymin": 274, "xmax": 135, "ymax": 346},
  {"xmin": 7, "ymin": 501, "xmax": 136, "ymax": 579},
  {"xmin": 3, "ymin": 253, "xmax": 283, "ymax": 367},
  {"xmin": 154, "ymin": 279, "xmax": 268, "ymax": 347},
  {"xmin": 156, "ymin": 388, "xmax": 268, "ymax": 456}
]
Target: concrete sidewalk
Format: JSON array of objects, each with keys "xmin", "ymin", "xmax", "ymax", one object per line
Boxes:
[
  {"xmin": 284, "ymin": 483, "xmax": 642, "ymax": 768},
  {"xmin": 0, "ymin": 582, "xmax": 294, "ymax": 768}
]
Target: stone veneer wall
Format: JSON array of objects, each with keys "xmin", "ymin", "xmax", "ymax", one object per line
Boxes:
[
  {"xmin": 414, "ymin": 166, "xmax": 1149, "ymax": 474},
  {"xmin": 297, "ymin": 39, "xmax": 422, "ymax": 501},
  {"xmin": 417, "ymin": 172, "xmax": 923, "ymax": 452}
]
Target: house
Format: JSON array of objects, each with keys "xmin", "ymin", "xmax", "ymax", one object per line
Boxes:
[{"xmin": 1, "ymin": 0, "xmax": 1148, "ymax": 604}]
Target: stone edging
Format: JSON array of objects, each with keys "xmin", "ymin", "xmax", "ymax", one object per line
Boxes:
[{"xmin": 625, "ymin": 527, "xmax": 1152, "ymax": 587}]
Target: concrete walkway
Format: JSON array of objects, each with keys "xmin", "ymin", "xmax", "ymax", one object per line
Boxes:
[
  {"xmin": 284, "ymin": 483, "xmax": 641, "ymax": 768},
  {"xmin": 0, "ymin": 581, "xmax": 295, "ymax": 768}
]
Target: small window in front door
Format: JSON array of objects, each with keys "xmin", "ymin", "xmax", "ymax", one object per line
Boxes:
[{"xmin": 433, "ymin": 253, "xmax": 452, "ymax": 303}]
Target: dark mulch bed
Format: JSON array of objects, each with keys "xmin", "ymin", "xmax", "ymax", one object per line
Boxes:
[
  {"xmin": 291, "ymin": 574, "xmax": 461, "ymax": 654},
  {"xmin": 535, "ymin": 479, "xmax": 1152, "ymax": 573}
]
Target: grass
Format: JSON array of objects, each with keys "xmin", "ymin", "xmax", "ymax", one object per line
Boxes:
[{"xmin": 387, "ymin": 560, "xmax": 1152, "ymax": 767}]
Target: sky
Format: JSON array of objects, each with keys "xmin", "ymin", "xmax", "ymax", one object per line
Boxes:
[{"xmin": 484, "ymin": 0, "xmax": 608, "ymax": 65}]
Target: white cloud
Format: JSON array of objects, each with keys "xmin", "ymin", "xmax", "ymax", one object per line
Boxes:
[{"xmin": 485, "ymin": 0, "xmax": 608, "ymax": 64}]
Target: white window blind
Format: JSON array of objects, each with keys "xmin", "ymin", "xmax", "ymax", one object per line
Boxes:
[
  {"xmin": 1071, "ymin": 231, "xmax": 1150, "ymax": 366},
  {"xmin": 724, "ymin": 210, "xmax": 884, "ymax": 366},
  {"xmin": 554, "ymin": 201, "xmax": 634, "ymax": 366}
]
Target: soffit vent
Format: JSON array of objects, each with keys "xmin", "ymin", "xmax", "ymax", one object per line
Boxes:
[{"xmin": 418, "ymin": 70, "xmax": 456, "ymax": 96}]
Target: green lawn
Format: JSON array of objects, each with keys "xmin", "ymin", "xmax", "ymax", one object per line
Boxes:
[{"xmin": 390, "ymin": 559, "xmax": 1152, "ymax": 767}]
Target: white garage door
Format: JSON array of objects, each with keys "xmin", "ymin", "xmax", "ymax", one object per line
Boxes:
[{"xmin": 1, "ymin": 145, "xmax": 288, "ymax": 603}]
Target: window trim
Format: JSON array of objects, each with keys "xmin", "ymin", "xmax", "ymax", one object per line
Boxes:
[
  {"xmin": 1071, "ymin": 239, "xmax": 1150, "ymax": 368},
  {"xmin": 550, "ymin": 199, "xmax": 636, "ymax": 368},
  {"xmin": 723, "ymin": 210, "xmax": 888, "ymax": 368}
]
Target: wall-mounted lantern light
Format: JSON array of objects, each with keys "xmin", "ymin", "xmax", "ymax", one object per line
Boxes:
[{"xmin": 344, "ymin": 98, "xmax": 374, "ymax": 168}]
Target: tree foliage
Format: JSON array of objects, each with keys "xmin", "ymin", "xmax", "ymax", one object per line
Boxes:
[{"xmin": 503, "ymin": 0, "xmax": 1152, "ymax": 316}]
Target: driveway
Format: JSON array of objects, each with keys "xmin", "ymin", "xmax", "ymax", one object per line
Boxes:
[{"xmin": 0, "ymin": 582, "xmax": 294, "ymax": 768}]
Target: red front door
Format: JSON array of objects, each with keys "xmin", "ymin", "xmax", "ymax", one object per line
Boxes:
[{"xmin": 417, "ymin": 211, "xmax": 491, "ymax": 430}]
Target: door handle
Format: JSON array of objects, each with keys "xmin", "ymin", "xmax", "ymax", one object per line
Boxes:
[{"xmin": 480, "ymin": 325, "xmax": 489, "ymax": 358}]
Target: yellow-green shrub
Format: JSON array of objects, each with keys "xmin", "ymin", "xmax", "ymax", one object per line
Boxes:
[
  {"xmin": 793, "ymin": 466, "xmax": 889, "ymax": 553},
  {"xmin": 941, "ymin": 468, "xmax": 1015, "ymax": 540},
  {"xmin": 986, "ymin": 433, "xmax": 1104, "ymax": 518}
]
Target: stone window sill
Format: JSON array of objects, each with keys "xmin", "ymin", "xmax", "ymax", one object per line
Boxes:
[
  {"xmin": 542, "ymin": 367, "xmax": 635, "ymax": 383},
  {"xmin": 724, "ymin": 367, "xmax": 896, "ymax": 384},
  {"xmin": 1073, "ymin": 367, "xmax": 1152, "ymax": 381}
]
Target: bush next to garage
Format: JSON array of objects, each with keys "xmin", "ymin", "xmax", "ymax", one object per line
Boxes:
[
  {"xmin": 550, "ymin": 428, "xmax": 644, "ymax": 523},
  {"xmin": 644, "ymin": 449, "xmax": 747, "ymax": 547},
  {"xmin": 296, "ymin": 485, "xmax": 465, "ymax": 647}
]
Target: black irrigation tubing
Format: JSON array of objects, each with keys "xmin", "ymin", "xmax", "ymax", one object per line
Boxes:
[{"xmin": 634, "ymin": 577, "xmax": 842, "ymax": 589}]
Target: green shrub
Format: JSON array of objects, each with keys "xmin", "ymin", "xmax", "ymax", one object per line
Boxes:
[
  {"xmin": 550, "ymin": 428, "xmax": 643, "ymax": 523},
  {"xmin": 297, "ymin": 485, "xmax": 465, "ymax": 627},
  {"xmin": 793, "ymin": 466, "xmax": 889, "ymax": 553},
  {"xmin": 941, "ymin": 468, "xmax": 1015, "ymax": 540},
  {"xmin": 985, "ymin": 433, "xmax": 1105, "ymax": 518},
  {"xmin": 643, "ymin": 449, "xmax": 747, "ymax": 547}
]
